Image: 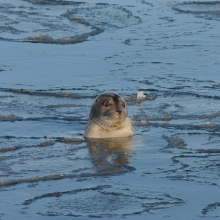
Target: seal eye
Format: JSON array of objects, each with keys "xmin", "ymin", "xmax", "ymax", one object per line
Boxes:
[
  {"xmin": 122, "ymin": 103, "xmax": 125, "ymax": 108},
  {"xmin": 103, "ymin": 101, "xmax": 110, "ymax": 107}
]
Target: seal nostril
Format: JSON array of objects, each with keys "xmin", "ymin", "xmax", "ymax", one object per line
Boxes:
[{"xmin": 116, "ymin": 110, "xmax": 122, "ymax": 115}]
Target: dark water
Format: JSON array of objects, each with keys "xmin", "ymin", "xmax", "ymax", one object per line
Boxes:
[{"xmin": 1, "ymin": 0, "xmax": 220, "ymax": 219}]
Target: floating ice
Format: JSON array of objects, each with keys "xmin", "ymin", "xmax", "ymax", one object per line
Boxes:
[
  {"xmin": 69, "ymin": 16, "xmax": 82, "ymax": 21},
  {"xmin": 137, "ymin": 91, "xmax": 147, "ymax": 101},
  {"xmin": 123, "ymin": 91, "xmax": 156, "ymax": 103},
  {"xmin": 0, "ymin": 145, "xmax": 17, "ymax": 153},
  {"xmin": 38, "ymin": 140, "xmax": 55, "ymax": 147},
  {"xmin": 205, "ymin": 121, "xmax": 214, "ymax": 125},
  {"xmin": 123, "ymin": 38, "xmax": 131, "ymax": 45},
  {"xmin": 0, "ymin": 114, "xmax": 22, "ymax": 121}
]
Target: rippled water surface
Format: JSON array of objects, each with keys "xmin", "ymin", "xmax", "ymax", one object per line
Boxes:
[{"xmin": 1, "ymin": 0, "xmax": 220, "ymax": 219}]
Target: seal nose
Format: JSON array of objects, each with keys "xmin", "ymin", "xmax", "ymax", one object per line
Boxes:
[{"xmin": 116, "ymin": 109, "xmax": 122, "ymax": 115}]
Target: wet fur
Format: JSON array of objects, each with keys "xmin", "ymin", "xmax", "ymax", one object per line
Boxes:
[
  {"xmin": 84, "ymin": 117, "xmax": 133, "ymax": 138},
  {"xmin": 84, "ymin": 93, "xmax": 133, "ymax": 138}
]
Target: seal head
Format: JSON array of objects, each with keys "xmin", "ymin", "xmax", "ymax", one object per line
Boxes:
[{"xmin": 84, "ymin": 93, "xmax": 133, "ymax": 138}]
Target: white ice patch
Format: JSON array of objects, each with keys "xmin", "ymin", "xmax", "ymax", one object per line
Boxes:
[{"xmin": 137, "ymin": 91, "xmax": 147, "ymax": 101}]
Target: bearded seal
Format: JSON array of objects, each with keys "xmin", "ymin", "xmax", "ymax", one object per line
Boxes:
[{"xmin": 84, "ymin": 93, "xmax": 133, "ymax": 138}]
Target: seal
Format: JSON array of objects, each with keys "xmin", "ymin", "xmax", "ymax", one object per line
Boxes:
[
  {"xmin": 86, "ymin": 137, "xmax": 132, "ymax": 172},
  {"xmin": 84, "ymin": 93, "xmax": 133, "ymax": 138}
]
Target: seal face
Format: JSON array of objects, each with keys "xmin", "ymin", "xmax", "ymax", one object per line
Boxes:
[{"xmin": 84, "ymin": 93, "xmax": 133, "ymax": 138}]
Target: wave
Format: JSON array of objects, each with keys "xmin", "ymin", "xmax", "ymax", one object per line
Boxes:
[
  {"xmin": 0, "ymin": 138, "xmax": 83, "ymax": 153},
  {"xmin": 24, "ymin": 29, "xmax": 103, "ymax": 45},
  {"xmin": 1, "ymin": 83, "xmax": 220, "ymax": 101},
  {"xmin": 20, "ymin": 185, "xmax": 184, "ymax": 217},
  {"xmin": 135, "ymin": 111, "xmax": 220, "ymax": 122},
  {"xmin": 0, "ymin": 114, "xmax": 87, "ymax": 123},
  {"xmin": 46, "ymin": 104, "xmax": 86, "ymax": 108},
  {"xmin": 133, "ymin": 120, "xmax": 220, "ymax": 131},
  {"xmin": 23, "ymin": 0, "xmax": 85, "ymax": 5},
  {"xmin": 0, "ymin": 165, "xmax": 135, "ymax": 187},
  {"xmin": 22, "ymin": 185, "xmax": 112, "ymax": 205},
  {"xmin": 0, "ymin": 1, "xmax": 141, "ymax": 44},
  {"xmin": 0, "ymin": 87, "xmax": 96, "ymax": 98},
  {"xmin": 201, "ymin": 201, "xmax": 220, "ymax": 216},
  {"xmin": 0, "ymin": 64, "xmax": 11, "ymax": 72},
  {"xmin": 173, "ymin": 1, "xmax": 220, "ymax": 20}
]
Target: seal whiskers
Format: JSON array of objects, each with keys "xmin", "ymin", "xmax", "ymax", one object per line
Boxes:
[
  {"xmin": 84, "ymin": 93, "xmax": 133, "ymax": 138},
  {"xmin": 89, "ymin": 116, "xmax": 127, "ymax": 131}
]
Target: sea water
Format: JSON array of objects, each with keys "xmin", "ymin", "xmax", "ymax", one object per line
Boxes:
[{"xmin": 0, "ymin": 0, "xmax": 220, "ymax": 219}]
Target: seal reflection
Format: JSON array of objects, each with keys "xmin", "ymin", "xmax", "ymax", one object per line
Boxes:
[{"xmin": 85, "ymin": 137, "xmax": 132, "ymax": 173}]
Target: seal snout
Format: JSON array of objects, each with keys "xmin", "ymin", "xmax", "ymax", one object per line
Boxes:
[{"xmin": 116, "ymin": 109, "xmax": 122, "ymax": 115}]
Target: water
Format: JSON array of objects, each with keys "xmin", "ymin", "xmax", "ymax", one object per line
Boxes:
[{"xmin": 1, "ymin": 0, "xmax": 220, "ymax": 219}]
